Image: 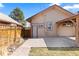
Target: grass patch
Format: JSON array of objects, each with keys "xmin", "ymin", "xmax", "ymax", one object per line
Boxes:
[{"xmin": 29, "ymin": 47, "xmax": 79, "ymax": 56}]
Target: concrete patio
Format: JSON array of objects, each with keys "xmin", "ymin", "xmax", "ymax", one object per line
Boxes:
[
  {"xmin": 11, "ymin": 37, "xmax": 77, "ymax": 56},
  {"xmin": 43, "ymin": 37, "xmax": 76, "ymax": 47}
]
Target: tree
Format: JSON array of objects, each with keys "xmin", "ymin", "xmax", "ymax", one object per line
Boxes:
[{"xmin": 9, "ymin": 7, "xmax": 25, "ymax": 23}]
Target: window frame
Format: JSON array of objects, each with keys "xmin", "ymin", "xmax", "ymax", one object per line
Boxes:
[{"xmin": 46, "ymin": 22, "xmax": 52, "ymax": 31}]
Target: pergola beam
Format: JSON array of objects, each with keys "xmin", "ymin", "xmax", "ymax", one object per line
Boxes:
[
  {"xmin": 75, "ymin": 15, "xmax": 79, "ymax": 47},
  {"xmin": 70, "ymin": 19, "xmax": 76, "ymax": 26},
  {"xmin": 56, "ymin": 14, "xmax": 79, "ymax": 24}
]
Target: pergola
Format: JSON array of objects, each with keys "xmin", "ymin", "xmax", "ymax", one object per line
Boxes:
[{"xmin": 56, "ymin": 14, "xmax": 79, "ymax": 47}]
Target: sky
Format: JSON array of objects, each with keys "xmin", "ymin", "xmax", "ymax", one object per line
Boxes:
[{"xmin": 0, "ymin": 3, "xmax": 79, "ymax": 19}]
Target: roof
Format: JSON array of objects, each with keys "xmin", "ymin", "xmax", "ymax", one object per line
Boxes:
[
  {"xmin": 56, "ymin": 14, "xmax": 79, "ymax": 24},
  {"xmin": 0, "ymin": 13, "xmax": 22, "ymax": 25},
  {"xmin": 26, "ymin": 4, "xmax": 74, "ymax": 22}
]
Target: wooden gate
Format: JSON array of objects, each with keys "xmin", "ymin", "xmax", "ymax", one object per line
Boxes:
[{"xmin": 21, "ymin": 28, "xmax": 31, "ymax": 38}]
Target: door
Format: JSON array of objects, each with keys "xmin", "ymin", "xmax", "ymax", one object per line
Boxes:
[
  {"xmin": 32, "ymin": 23, "xmax": 45, "ymax": 38},
  {"xmin": 32, "ymin": 25, "xmax": 38, "ymax": 38}
]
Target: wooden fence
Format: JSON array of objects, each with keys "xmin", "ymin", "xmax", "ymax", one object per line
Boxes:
[
  {"xmin": 0, "ymin": 24, "xmax": 22, "ymax": 55},
  {"xmin": 21, "ymin": 28, "xmax": 31, "ymax": 38}
]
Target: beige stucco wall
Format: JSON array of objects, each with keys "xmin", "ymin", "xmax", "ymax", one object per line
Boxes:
[{"xmin": 31, "ymin": 8, "xmax": 73, "ymax": 37}]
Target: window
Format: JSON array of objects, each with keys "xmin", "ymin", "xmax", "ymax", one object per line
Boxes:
[{"xmin": 47, "ymin": 22, "xmax": 52, "ymax": 31}]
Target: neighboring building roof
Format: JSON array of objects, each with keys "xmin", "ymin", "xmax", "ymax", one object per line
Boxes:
[
  {"xmin": 23, "ymin": 21, "xmax": 31, "ymax": 27},
  {"xmin": 0, "ymin": 13, "xmax": 21, "ymax": 25},
  {"xmin": 26, "ymin": 4, "xmax": 74, "ymax": 22}
]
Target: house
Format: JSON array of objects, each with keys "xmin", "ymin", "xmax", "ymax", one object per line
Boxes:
[
  {"xmin": 26, "ymin": 4, "xmax": 79, "ymax": 46},
  {"xmin": 27, "ymin": 4, "xmax": 75, "ymax": 37},
  {"xmin": 0, "ymin": 13, "xmax": 22, "ymax": 55}
]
